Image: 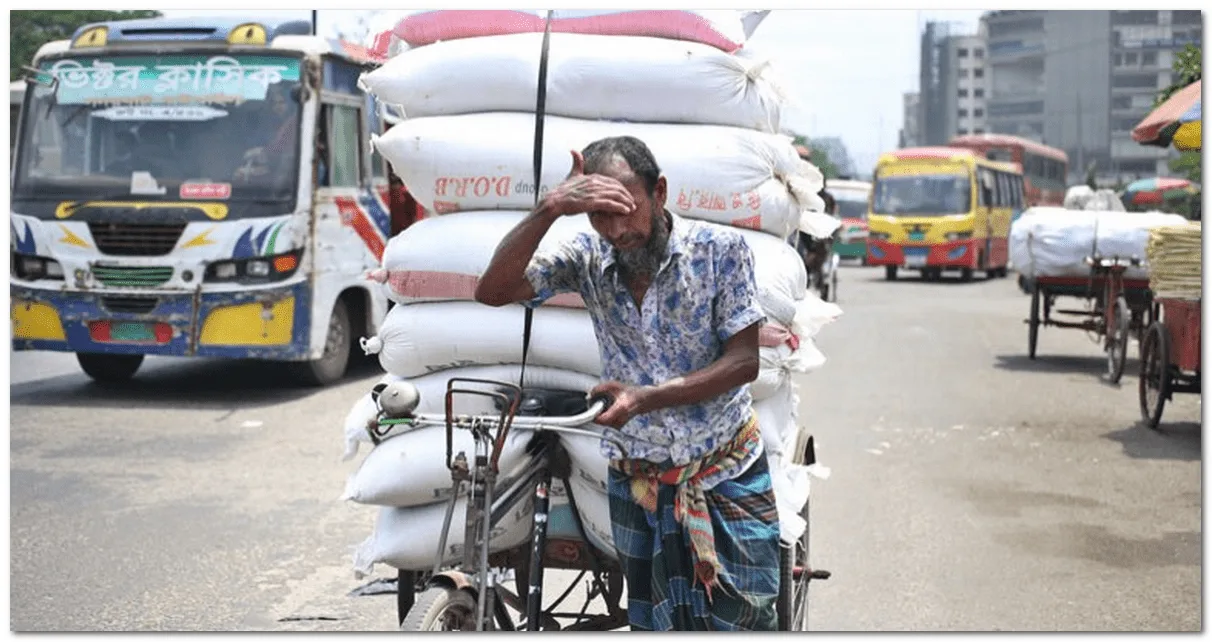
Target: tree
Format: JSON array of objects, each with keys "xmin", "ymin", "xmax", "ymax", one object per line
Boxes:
[
  {"xmin": 790, "ymin": 134, "xmax": 840, "ymax": 180},
  {"xmin": 1153, "ymin": 44, "xmax": 1201, "ymax": 108},
  {"xmin": 10, "ymin": 10, "xmax": 161, "ymax": 79}
]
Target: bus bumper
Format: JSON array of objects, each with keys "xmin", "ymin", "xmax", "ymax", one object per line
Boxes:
[
  {"xmin": 866, "ymin": 240, "xmax": 981, "ymax": 269},
  {"xmin": 10, "ymin": 282, "xmax": 312, "ymax": 360},
  {"xmin": 834, "ymin": 240, "xmax": 867, "ymax": 259}
]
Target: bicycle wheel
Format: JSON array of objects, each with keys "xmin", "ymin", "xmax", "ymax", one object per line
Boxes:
[
  {"xmin": 400, "ymin": 586, "xmax": 479, "ymax": 631},
  {"xmin": 1138, "ymin": 322, "xmax": 1171, "ymax": 430},
  {"xmin": 777, "ymin": 497, "xmax": 813, "ymax": 631},
  {"xmin": 1107, "ymin": 296, "xmax": 1130, "ymax": 384}
]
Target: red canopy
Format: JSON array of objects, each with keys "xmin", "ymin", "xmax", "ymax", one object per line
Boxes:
[{"xmin": 1132, "ymin": 80, "xmax": 1201, "ymax": 144}]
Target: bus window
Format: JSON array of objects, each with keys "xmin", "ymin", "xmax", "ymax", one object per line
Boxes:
[{"xmin": 326, "ymin": 104, "xmax": 363, "ymax": 187}]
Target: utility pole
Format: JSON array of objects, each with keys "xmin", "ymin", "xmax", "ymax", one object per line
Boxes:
[{"xmin": 311, "ymin": 10, "xmax": 318, "ymax": 36}]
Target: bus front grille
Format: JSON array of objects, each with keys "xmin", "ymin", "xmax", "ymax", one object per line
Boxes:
[
  {"xmin": 92, "ymin": 265, "xmax": 174, "ymax": 288},
  {"xmin": 100, "ymin": 295, "xmax": 160, "ymax": 315},
  {"xmin": 88, "ymin": 222, "xmax": 187, "ymax": 256}
]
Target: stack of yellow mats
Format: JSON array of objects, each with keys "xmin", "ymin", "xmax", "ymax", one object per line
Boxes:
[{"xmin": 1146, "ymin": 222, "xmax": 1202, "ymax": 300}]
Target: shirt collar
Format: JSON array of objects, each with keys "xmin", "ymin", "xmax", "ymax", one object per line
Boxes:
[{"xmin": 599, "ymin": 210, "xmax": 690, "ymax": 278}]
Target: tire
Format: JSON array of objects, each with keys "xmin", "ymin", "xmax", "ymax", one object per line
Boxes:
[
  {"xmin": 1138, "ymin": 322, "xmax": 1171, "ymax": 430},
  {"xmin": 400, "ymin": 585, "xmax": 479, "ymax": 631},
  {"xmin": 884, "ymin": 265, "xmax": 897, "ymax": 281},
  {"xmin": 77, "ymin": 353, "xmax": 144, "ymax": 384},
  {"xmin": 1028, "ymin": 286, "xmax": 1041, "ymax": 360},
  {"xmin": 288, "ymin": 298, "xmax": 352, "ymax": 386},
  {"xmin": 960, "ymin": 267, "xmax": 974, "ymax": 282},
  {"xmin": 777, "ymin": 498, "xmax": 813, "ymax": 631},
  {"xmin": 1107, "ymin": 297, "xmax": 1130, "ymax": 384}
]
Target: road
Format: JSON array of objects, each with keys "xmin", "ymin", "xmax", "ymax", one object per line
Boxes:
[{"xmin": 8, "ymin": 263, "xmax": 1202, "ymax": 631}]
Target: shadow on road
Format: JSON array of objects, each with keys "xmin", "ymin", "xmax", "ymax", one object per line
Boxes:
[
  {"xmin": 993, "ymin": 354, "xmax": 1139, "ymax": 383},
  {"xmin": 1103, "ymin": 422, "xmax": 1202, "ymax": 462},
  {"xmin": 9, "ymin": 354, "xmax": 384, "ymax": 411}
]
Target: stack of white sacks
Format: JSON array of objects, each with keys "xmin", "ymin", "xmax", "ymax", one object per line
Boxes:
[
  {"xmin": 1010, "ymin": 207, "xmax": 1189, "ymax": 281},
  {"xmin": 343, "ymin": 10, "xmax": 842, "ymax": 578}
]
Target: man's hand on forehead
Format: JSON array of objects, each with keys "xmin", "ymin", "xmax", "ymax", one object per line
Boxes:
[{"xmin": 542, "ymin": 150, "xmax": 636, "ymax": 217}]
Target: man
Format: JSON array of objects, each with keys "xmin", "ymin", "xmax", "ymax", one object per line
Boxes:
[{"xmin": 475, "ymin": 136, "xmax": 780, "ymax": 631}]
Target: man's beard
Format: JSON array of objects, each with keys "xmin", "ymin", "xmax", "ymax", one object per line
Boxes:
[{"xmin": 616, "ymin": 209, "xmax": 670, "ymax": 281}]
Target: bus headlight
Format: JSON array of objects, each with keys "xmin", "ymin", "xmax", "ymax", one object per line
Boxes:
[
  {"xmin": 945, "ymin": 231, "xmax": 974, "ymax": 241},
  {"xmin": 12, "ymin": 253, "xmax": 65, "ymax": 281},
  {"xmin": 206, "ymin": 249, "xmax": 302, "ymax": 283}
]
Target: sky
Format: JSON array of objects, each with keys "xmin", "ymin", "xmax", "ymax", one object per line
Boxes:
[{"xmin": 155, "ymin": 8, "xmax": 986, "ymax": 176}]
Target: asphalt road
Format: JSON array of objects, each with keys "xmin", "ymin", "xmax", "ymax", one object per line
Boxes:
[{"xmin": 8, "ymin": 263, "xmax": 1202, "ymax": 631}]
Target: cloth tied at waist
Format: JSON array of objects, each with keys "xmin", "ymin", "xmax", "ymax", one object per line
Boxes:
[{"xmin": 609, "ymin": 414, "xmax": 761, "ymax": 599}]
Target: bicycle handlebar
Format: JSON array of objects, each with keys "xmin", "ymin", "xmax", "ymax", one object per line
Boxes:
[{"xmin": 408, "ymin": 395, "xmax": 613, "ymax": 431}]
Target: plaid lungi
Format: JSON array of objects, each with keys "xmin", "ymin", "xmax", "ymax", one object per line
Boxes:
[{"xmin": 607, "ymin": 450, "xmax": 781, "ymax": 631}]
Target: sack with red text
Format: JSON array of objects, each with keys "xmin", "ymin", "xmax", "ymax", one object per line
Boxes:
[
  {"xmin": 370, "ymin": 113, "xmax": 824, "ymax": 238},
  {"xmin": 371, "ymin": 211, "xmax": 595, "ymax": 307},
  {"xmin": 341, "ymin": 364, "xmax": 601, "ymax": 460},
  {"xmin": 361, "ymin": 300, "xmax": 601, "ymax": 379},
  {"xmin": 390, "ymin": 10, "xmax": 768, "ymax": 52},
  {"xmin": 360, "ymin": 32, "xmax": 784, "ymax": 132}
]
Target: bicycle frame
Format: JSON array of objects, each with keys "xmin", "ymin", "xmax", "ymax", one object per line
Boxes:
[{"xmin": 387, "ymin": 378, "xmax": 629, "ymax": 631}]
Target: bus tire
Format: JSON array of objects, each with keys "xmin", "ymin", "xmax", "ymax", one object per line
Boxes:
[
  {"xmin": 77, "ymin": 353, "xmax": 144, "ymax": 384},
  {"xmin": 289, "ymin": 298, "xmax": 352, "ymax": 387},
  {"xmin": 884, "ymin": 266, "xmax": 897, "ymax": 281}
]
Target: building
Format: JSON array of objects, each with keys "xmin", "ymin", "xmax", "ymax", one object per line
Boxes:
[
  {"xmin": 899, "ymin": 92, "xmax": 921, "ymax": 148},
  {"xmin": 918, "ymin": 21, "xmax": 990, "ymax": 146},
  {"xmin": 979, "ymin": 9, "xmax": 1201, "ymax": 185},
  {"xmin": 1107, "ymin": 9, "xmax": 1203, "ymax": 180}
]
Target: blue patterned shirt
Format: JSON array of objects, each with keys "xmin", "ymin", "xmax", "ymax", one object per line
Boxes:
[{"xmin": 524, "ymin": 211, "xmax": 766, "ymax": 475}]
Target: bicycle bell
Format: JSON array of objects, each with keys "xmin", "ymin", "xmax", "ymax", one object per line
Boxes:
[{"xmin": 371, "ymin": 380, "xmax": 421, "ymax": 419}]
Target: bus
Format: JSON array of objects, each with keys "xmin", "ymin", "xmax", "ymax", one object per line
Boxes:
[
  {"xmin": 947, "ymin": 133, "xmax": 1068, "ymax": 207},
  {"xmin": 10, "ymin": 15, "xmax": 415, "ymax": 385},
  {"xmin": 866, "ymin": 147, "xmax": 1025, "ymax": 282},
  {"xmin": 824, "ymin": 178, "xmax": 871, "ymax": 263}
]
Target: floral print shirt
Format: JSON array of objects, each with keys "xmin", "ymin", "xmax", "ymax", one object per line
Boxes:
[{"xmin": 525, "ymin": 211, "xmax": 766, "ymax": 479}]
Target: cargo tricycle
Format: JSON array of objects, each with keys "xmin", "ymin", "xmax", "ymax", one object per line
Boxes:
[{"xmin": 368, "ymin": 377, "xmax": 828, "ymax": 631}]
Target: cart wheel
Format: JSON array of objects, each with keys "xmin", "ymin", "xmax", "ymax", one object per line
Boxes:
[
  {"xmin": 1107, "ymin": 296, "xmax": 1130, "ymax": 384},
  {"xmin": 1138, "ymin": 322, "xmax": 1171, "ymax": 430},
  {"xmin": 1028, "ymin": 285, "xmax": 1041, "ymax": 360},
  {"xmin": 777, "ymin": 498, "xmax": 814, "ymax": 631},
  {"xmin": 400, "ymin": 585, "xmax": 479, "ymax": 631}
]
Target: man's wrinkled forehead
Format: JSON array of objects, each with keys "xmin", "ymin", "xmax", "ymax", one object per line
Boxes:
[{"xmin": 588, "ymin": 154, "xmax": 643, "ymax": 190}]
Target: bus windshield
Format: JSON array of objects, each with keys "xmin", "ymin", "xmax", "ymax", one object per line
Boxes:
[
  {"xmin": 831, "ymin": 189, "xmax": 870, "ymax": 219},
  {"xmin": 872, "ymin": 174, "xmax": 972, "ymax": 216},
  {"xmin": 12, "ymin": 53, "xmax": 303, "ymax": 205}
]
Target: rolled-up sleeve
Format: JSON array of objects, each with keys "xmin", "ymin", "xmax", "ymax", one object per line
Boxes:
[
  {"xmin": 713, "ymin": 233, "xmax": 766, "ymax": 342},
  {"xmin": 523, "ymin": 233, "xmax": 591, "ymax": 309}
]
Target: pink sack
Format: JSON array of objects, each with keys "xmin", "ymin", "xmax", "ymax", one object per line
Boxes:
[{"xmin": 393, "ymin": 10, "xmax": 763, "ymax": 52}]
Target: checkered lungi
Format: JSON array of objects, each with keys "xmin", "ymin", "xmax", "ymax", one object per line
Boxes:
[{"xmin": 606, "ymin": 430, "xmax": 781, "ymax": 631}]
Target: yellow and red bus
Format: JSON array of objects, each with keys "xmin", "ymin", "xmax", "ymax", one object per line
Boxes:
[
  {"xmin": 947, "ymin": 133, "xmax": 1068, "ymax": 207},
  {"xmin": 866, "ymin": 147, "xmax": 1025, "ymax": 282}
]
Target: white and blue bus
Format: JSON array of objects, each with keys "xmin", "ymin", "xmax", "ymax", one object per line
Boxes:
[{"xmin": 11, "ymin": 15, "xmax": 411, "ymax": 385}]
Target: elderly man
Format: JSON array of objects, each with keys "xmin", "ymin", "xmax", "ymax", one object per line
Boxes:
[{"xmin": 475, "ymin": 136, "xmax": 780, "ymax": 631}]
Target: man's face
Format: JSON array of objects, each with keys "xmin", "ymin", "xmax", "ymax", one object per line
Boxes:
[
  {"xmin": 585, "ymin": 157, "xmax": 667, "ymax": 250},
  {"xmin": 585, "ymin": 156, "xmax": 670, "ymax": 278}
]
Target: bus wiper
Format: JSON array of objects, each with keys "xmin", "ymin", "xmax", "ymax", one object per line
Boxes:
[{"xmin": 59, "ymin": 192, "xmax": 135, "ymax": 217}]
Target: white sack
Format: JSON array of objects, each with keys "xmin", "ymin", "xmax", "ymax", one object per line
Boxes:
[
  {"xmin": 561, "ymin": 431, "xmax": 612, "ymax": 494},
  {"xmin": 374, "ymin": 211, "xmax": 594, "ymax": 307},
  {"xmin": 389, "ymin": 9, "xmax": 767, "ymax": 52},
  {"xmin": 371, "ymin": 113, "xmax": 824, "ymax": 237},
  {"xmin": 1010, "ymin": 208, "xmax": 1188, "ymax": 280},
  {"xmin": 733, "ymin": 226, "xmax": 809, "ymax": 306},
  {"xmin": 361, "ymin": 32, "xmax": 784, "ymax": 132},
  {"xmin": 342, "ymin": 422, "xmax": 535, "ymax": 508},
  {"xmin": 343, "ymin": 364, "xmax": 601, "ymax": 460},
  {"xmin": 353, "ymin": 496, "xmax": 535, "ymax": 575},
  {"xmin": 342, "ymin": 372, "xmax": 402, "ymax": 461},
  {"xmin": 547, "ymin": 475, "xmax": 616, "ymax": 559},
  {"xmin": 363, "ymin": 301, "xmax": 601, "ymax": 378},
  {"xmin": 754, "ymin": 377, "xmax": 801, "ymax": 460}
]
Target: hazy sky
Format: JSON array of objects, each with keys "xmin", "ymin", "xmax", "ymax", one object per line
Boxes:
[{"xmin": 162, "ymin": 8, "xmax": 987, "ymax": 174}]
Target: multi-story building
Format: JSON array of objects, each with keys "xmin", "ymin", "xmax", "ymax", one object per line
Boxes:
[
  {"xmin": 1107, "ymin": 10, "xmax": 1203, "ymax": 180},
  {"xmin": 978, "ymin": 9, "xmax": 1201, "ymax": 185},
  {"xmin": 899, "ymin": 92, "xmax": 921, "ymax": 148},
  {"xmin": 917, "ymin": 21, "xmax": 990, "ymax": 147}
]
